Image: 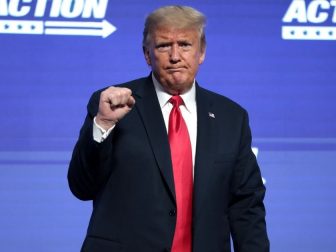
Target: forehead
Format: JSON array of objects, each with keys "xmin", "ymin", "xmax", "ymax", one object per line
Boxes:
[{"xmin": 151, "ymin": 27, "xmax": 199, "ymax": 41}]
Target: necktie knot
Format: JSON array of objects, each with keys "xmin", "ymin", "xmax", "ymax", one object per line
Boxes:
[{"xmin": 169, "ymin": 95, "xmax": 184, "ymax": 108}]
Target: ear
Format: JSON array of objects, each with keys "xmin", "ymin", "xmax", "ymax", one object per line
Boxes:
[
  {"xmin": 143, "ymin": 46, "xmax": 151, "ymax": 66},
  {"xmin": 198, "ymin": 46, "xmax": 206, "ymax": 65}
]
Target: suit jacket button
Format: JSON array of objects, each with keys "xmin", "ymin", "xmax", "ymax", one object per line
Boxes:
[{"xmin": 169, "ymin": 209, "xmax": 176, "ymax": 216}]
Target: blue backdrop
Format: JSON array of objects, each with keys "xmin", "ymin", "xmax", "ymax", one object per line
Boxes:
[{"xmin": 1, "ymin": 0, "xmax": 336, "ymax": 251}]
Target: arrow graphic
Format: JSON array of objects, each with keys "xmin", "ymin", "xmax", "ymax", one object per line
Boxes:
[
  {"xmin": 0, "ymin": 20, "xmax": 44, "ymax": 34},
  {"xmin": 0, "ymin": 19, "xmax": 117, "ymax": 38},
  {"xmin": 282, "ymin": 26, "xmax": 336, "ymax": 40},
  {"xmin": 45, "ymin": 20, "xmax": 116, "ymax": 38}
]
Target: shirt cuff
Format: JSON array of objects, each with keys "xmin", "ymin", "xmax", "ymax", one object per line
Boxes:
[{"xmin": 93, "ymin": 117, "xmax": 115, "ymax": 143}]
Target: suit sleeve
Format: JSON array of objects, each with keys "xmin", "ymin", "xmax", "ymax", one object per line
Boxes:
[
  {"xmin": 228, "ymin": 110, "xmax": 270, "ymax": 252},
  {"xmin": 67, "ymin": 91, "xmax": 113, "ymax": 200}
]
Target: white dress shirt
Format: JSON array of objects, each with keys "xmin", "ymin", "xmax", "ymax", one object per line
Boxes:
[{"xmin": 93, "ymin": 74, "xmax": 198, "ymax": 167}]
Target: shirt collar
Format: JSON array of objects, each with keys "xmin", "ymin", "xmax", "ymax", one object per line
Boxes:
[{"xmin": 152, "ymin": 73, "xmax": 196, "ymax": 113}]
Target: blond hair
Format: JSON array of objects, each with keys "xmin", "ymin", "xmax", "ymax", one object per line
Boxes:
[{"xmin": 143, "ymin": 5, "xmax": 206, "ymax": 48}]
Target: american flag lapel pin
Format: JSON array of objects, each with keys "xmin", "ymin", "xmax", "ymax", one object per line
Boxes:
[{"xmin": 208, "ymin": 112, "xmax": 215, "ymax": 118}]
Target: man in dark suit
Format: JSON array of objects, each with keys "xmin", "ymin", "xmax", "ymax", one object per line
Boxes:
[{"xmin": 68, "ymin": 5, "xmax": 269, "ymax": 252}]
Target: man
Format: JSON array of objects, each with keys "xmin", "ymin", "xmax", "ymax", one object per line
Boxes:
[{"xmin": 68, "ymin": 5, "xmax": 269, "ymax": 252}]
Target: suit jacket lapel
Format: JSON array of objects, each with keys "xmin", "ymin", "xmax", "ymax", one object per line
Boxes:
[
  {"xmin": 193, "ymin": 85, "xmax": 217, "ymax": 219},
  {"xmin": 133, "ymin": 76, "xmax": 176, "ymax": 202}
]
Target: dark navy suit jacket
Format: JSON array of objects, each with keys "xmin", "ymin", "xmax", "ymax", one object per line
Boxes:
[{"xmin": 68, "ymin": 75, "xmax": 269, "ymax": 252}]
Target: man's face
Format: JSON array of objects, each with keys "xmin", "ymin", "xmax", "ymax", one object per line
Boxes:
[{"xmin": 144, "ymin": 26, "xmax": 206, "ymax": 95}]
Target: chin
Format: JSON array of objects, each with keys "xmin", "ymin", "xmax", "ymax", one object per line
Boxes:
[{"xmin": 169, "ymin": 82, "xmax": 192, "ymax": 94}]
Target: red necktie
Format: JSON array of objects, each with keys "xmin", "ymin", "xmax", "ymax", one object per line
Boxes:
[{"xmin": 168, "ymin": 95, "xmax": 193, "ymax": 252}]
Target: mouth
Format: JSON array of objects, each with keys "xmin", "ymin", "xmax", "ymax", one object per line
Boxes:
[{"xmin": 166, "ymin": 67, "xmax": 185, "ymax": 72}]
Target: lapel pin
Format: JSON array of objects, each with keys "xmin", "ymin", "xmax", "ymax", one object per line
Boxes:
[{"xmin": 208, "ymin": 112, "xmax": 215, "ymax": 118}]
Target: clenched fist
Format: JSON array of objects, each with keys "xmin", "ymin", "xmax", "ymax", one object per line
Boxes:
[{"xmin": 96, "ymin": 87, "xmax": 135, "ymax": 130}]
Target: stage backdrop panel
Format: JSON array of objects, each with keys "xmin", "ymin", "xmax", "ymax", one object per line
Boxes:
[{"xmin": 0, "ymin": 0, "xmax": 335, "ymax": 251}]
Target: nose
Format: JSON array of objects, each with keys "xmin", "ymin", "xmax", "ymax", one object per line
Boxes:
[{"xmin": 169, "ymin": 44, "xmax": 180, "ymax": 63}]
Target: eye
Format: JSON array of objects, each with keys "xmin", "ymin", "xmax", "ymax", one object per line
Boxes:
[
  {"xmin": 179, "ymin": 42, "xmax": 192, "ymax": 50},
  {"xmin": 156, "ymin": 43, "xmax": 171, "ymax": 51}
]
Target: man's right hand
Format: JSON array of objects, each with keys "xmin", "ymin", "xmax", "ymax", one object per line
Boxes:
[{"xmin": 95, "ymin": 87, "xmax": 135, "ymax": 130}]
